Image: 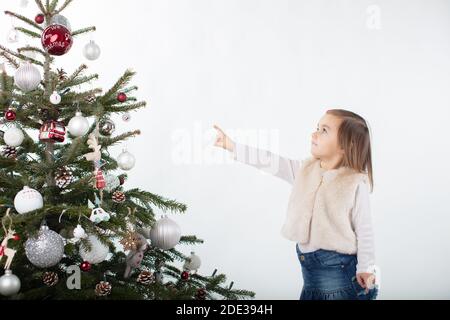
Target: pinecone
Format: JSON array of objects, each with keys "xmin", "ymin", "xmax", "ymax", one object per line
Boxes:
[
  {"xmin": 42, "ymin": 271, "xmax": 59, "ymax": 287},
  {"xmin": 137, "ymin": 271, "xmax": 155, "ymax": 285},
  {"xmin": 85, "ymin": 94, "xmax": 96, "ymax": 104},
  {"xmin": 95, "ymin": 281, "xmax": 112, "ymax": 297},
  {"xmin": 112, "ymin": 191, "xmax": 126, "ymax": 203},
  {"xmin": 195, "ymin": 288, "xmax": 207, "ymax": 300},
  {"xmin": 57, "ymin": 68, "xmax": 67, "ymax": 82},
  {"xmin": 55, "ymin": 167, "xmax": 74, "ymax": 189},
  {"xmin": 2, "ymin": 146, "xmax": 17, "ymax": 159}
]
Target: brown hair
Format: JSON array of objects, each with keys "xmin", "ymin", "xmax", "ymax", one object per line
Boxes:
[{"xmin": 326, "ymin": 109, "xmax": 373, "ymax": 191}]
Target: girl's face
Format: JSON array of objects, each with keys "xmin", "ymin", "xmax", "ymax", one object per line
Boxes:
[{"xmin": 311, "ymin": 114, "xmax": 344, "ymax": 160}]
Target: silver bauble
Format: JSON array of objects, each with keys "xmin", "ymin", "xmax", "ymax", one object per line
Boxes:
[
  {"xmin": 0, "ymin": 270, "xmax": 21, "ymax": 296},
  {"xmin": 68, "ymin": 111, "xmax": 89, "ymax": 137},
  {"xmin": 104, "ymin": 174, "xmax": 120, "ymax": 192},
  {"xmin": 25, "ymin": 225, "xmax": 65, "ymax": 268},
  {"xmin": 83, "ymin": 40, "xmax": 101, "ymax": 61},
  {"xmin": 117, "ymin": 150, "xmax": 136, "ymax": 171},
  {"xmin": 79, "ymin": 235, "xmax": 109, "ymax": 264},
  {"xmin": 149, "ymin": 216, "xmax": 181, "ymax": 250},
  {"xmin": 183, "ymin": 252, "xmax": 201, "ymax": 271},
  {"xmin": 49, "ymin": 14, "xmax": 71, "ymax": 32},
  {"xmin": 14, "ymin": 63, "xmax": 41, "ymax": 92},
  {"xmin": 99, "ymin": 118, "xmax": 115, "ymax": 136},
  {"xmin": 4, "ymin": 127, "xmax": 24, "ymax": 147}
]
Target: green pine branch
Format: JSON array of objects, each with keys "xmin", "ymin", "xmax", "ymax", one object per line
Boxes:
[
  {"xmin": 15, "ymin": 27, "xmax": 41, "ymax": 39},
  {"xmin": 100, "ymin": 69, "xmax": 136, "ymax": 103},
  {"xmin": 4, "ymin": 11, "xmax": 44, "ymax": 31},
  {"xmin": 71, "ymin": 26, "xmax": 96, "ymax": 37}
]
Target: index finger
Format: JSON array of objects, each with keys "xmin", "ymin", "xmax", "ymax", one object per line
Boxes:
[{"xmin": 213, "ymin": 125, "xmax": 226, "ymax": 135}]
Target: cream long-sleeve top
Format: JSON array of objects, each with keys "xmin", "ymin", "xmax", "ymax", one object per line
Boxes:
[{"xmin": 232, "ymin": 142, "xmax": 375, "ymax": 274}]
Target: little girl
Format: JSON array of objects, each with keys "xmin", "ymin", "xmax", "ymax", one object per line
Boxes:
[{"xmin": 214, "ymin": 109, "xmax": 378, "ymax": 300}]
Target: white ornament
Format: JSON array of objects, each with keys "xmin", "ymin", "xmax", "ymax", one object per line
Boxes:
[
  {"xmin": 90, "ymin": 207, "xmax": 110, "ymax": 224},
  {"xmin": 117, "ymin": 150, "xmax": 136, "ymax": 171},
  {"xmin": 14, "ymin": 186, "xmax": 44, "ymax": 214},
  {"xmin": 73, "ymin": 224, "xmax": 86, "ymax": 239},
  {"xmin": 14, "ymin": 63, "xmax": 41, "ymax": 92},
  {"xmin": 83, "ymin": 40, "xmax": 101, "ymax": 61},
  {"xmin": 50, "ymin": 14, "xmax": 71, "ymax": 32},
  {"xmin": 0, "ymin": 270, "xmax": 21, "ymax": 296},
  {"xmin": 50, "ymin": 91, "xmax": 61, "ymax": 105},
  {"xmin": 3, "ymin": 127, "xmax": 24, "ymax": 147},
  {"xmin": 149, "ymin": 216, "xmax": 181, "ymax": 250},
  {"xmin": 183, "ymin": 252, "xmax": 201, "ymax": 272},
  {"xmin": 68, "ymin": 112, "xmax": 89, "ymax": 137},
  {"xmin": 19, "ymin": 0, "xmax": 29, "ymax": 8},
  {"xmin": 79, "ymin": 235, "xmax": 109, "ymax": 264},
  {"xmin": 104, "ymin": 174, "xmax": 120, "ymax": 192},
  {"xmin": 7, "ymin": 28, "xmax": 19, "ymax": 43}
]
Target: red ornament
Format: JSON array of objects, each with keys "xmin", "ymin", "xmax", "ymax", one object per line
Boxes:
[
  {"xmin": 117, "ymin": 93, "xmax": 127, "ymax": 103},
  {"xmin": 35, "ymin": 14, "xmax": 45, "ymax": 24},
  {"xmin": 181, "ymin": 271, "xmax": 190, "ymax": 281},
  {"xmin": 39, "ymin": 120, "xmax": 66, "ymax": 143},
  {"xmin": 80, "ymin": 261, "xmax": 91, "ymax": 272},
  {"xmin": 12, "ymin": 234, "xmax": 20, "ymax": 241},
  {"xmin": 5, "ymin": 109, "xmax": 16, "ymax": 121},
  {"xmin": 41, "ymin": 24, "xmax": 73, "ymax": 56},
  {"xmin": 96, "ymin": 168, "xmax": 106, "ymax": 189}
]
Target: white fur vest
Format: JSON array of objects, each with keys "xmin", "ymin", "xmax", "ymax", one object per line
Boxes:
[{"xmin": 281, "ymin": 156, "xmax": 369, "ymax": 255}]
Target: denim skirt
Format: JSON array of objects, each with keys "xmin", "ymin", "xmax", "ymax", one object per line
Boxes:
[{"xmin": 296, "ymin": 243, "xmax": 378, "ymax": 300}]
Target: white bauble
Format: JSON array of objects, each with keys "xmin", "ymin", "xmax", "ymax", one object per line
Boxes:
[
  {"xmin": 14, "ymin": 63, "xmax": 41, "ymax": 92},
  {"xmin": 79, "ymin": 235, "xmax": 109, "ymax": 264},
  {"xmin": 68, "ymin": 112, "xmax": 89, "ymax": 137},
  {"xmin": 117, "ymin": 150, "xmax": 135, "ymax": 171},
  {"xmin": 50, "ymin": 91, "xmax": 61, "ymax": 105},
  {"xmin": 14, "ymin": 186, "xmax": 43, "ymax": 214},
  {"xmin": 83, "ymin": 40, "xmax": 101, "ymax": 61},
  {"xmin": 183, "ymin": 252, "xmax": 201, "ymax": 272},
  {"xmin": 49, "ymin": 14, "xmax": 71, "ymax": 32},
  {"xmin": 149, "ymin": 216, "xmax": 181, "ymax": 250},
  {"xmin": 4, "ymin": 127, "xmax": 24, "ymax": 147},
  {"xmin": 0, "ymin": 270, "xmax": 21, "ymax": 296}
]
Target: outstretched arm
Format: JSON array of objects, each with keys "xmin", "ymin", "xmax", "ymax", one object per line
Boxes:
[{"xmin": 214, "ymin": 125, "xmax": 300, "ymax": 185}]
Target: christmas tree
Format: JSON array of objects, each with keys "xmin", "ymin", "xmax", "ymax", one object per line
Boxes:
[{"xmin": 0, "ymin": 0, "xmax": 254, "ymax": 300}]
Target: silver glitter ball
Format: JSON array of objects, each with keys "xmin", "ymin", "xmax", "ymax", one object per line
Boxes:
[{"xmin": 25, "ymin": 225, "xmax": 65, "ymax": 268}]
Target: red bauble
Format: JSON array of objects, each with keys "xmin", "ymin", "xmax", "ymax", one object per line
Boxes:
[
  {"xmin": 5, "ymin": 109, "xmax": 16, "ymax": 121},
  {"xmin": 41, "ymin": 24, "xmax": 73, "ymax": 56},
  {"xmin": 181, "ymin": 271, "xmax": 190, "ymax": 281},
  {"xmin": 35, "ymin": 14, "xmax": 45, "ymax": 24},
  {"xmin": 117, "ymin": 93, "xmax": 127, "ymax": 103},
  {"xmin": 80, "ymin": 261, "xmax": 91, "ymax": 272},
  {"xmin": 13, "ymin": 234, "xmax": 20, "ymax": 241}
]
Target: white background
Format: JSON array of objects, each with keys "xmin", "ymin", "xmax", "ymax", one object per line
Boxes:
[{"xmin": 1, "ymin": 0, "xmax": 450, "ymax": 299}]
